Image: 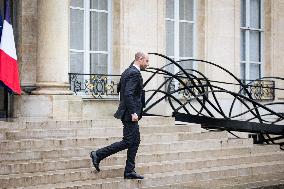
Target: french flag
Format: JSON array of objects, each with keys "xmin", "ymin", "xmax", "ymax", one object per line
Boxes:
[{"xmin": 0, "ymin": 0, "xmax": 21, "ymax": 94}]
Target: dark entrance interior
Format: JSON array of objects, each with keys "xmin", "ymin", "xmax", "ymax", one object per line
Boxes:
[{"xmin": 0, "ymin": 87, "xmax": 8, "ymax": 118}]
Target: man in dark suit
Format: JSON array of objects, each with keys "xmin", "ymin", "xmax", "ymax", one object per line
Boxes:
[{"xmin": 90, "ymin": 52, "xmax": 149, "ymax": 179}]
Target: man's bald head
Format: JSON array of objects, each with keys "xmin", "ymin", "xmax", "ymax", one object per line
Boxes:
[
  {"xmin": 134, "ymin": 52, "xmax": 149, "ymax": 71},
  {"xmin": 135, "ymin": 52, "xmax": 146, "ymax": 61}
]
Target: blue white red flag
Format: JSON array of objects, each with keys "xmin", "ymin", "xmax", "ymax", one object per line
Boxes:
[{"xmin": 0, "ymin": 0, "xmax": 21, "ymax": 94}]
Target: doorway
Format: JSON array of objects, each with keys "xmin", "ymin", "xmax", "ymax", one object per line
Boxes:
[{"xmin": 0, "ymin": 87, "xmax": 8, "ymax": 118}]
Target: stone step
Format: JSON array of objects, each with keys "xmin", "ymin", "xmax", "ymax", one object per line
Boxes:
[
  {"xmin": 213, "ymin": 175, "xmax": 284, "ymax": 189},
  {"xmin": 0, "ymin": 131, "xmax": 228, "ymax": 152},
  {"xmin": 4, "ymin": 125, "xmax": 197, "ymax": 140},
  {"xmin": 144, "ymin": 171, "xmax": 284, "ymax": 189},
  {"xmin": 1, "ymin": 153, "xmax": 283, "ymax": 188},
  {"xmin": 128, "ymin": 161, "xmax": 284, "ymax": 189},
  {"xmin": 0, "ymin": 116, "xmax": 176, "ymax": 131},
  {"xmin": 1, "ymin": 145, "xmax": 280, "ymax": 175},
  {"xmin": 218, "ymin": 179, "xmax": 284, "ymax": 189},
  {"xmin": 0, "ymin": 131, "xmax": 4, "ymax": 140},
  {"xmin": 0, "ymin": 138, "xmax": 253, "ymax": 161},
  {"xmin": 3, "ymin": 126, "xmax": 201, "ymax": 140},
  {"xmin": 8, "ymin": 161, "xmax": 284, "ymax": 189}
]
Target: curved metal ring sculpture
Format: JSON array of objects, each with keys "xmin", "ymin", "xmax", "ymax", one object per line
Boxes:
[{"xmin": 143, "ymin": 53, "xmax": 284, "ymax": 150}]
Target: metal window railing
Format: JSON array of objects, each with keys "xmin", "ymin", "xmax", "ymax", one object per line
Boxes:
[
  {"xmin": 164, "ymin": 76, "xmax": 209, "ymax": 100},
  {"xmin": 69, "ymin": 73, "xmax": 120, "ymax": 99},
  {"xmin": 241, "ymin": 80, "xmax": 275, "ymax": 101}
]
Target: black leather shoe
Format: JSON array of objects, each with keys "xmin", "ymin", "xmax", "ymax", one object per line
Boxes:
[
  {"xmin": 124, "ymin": 172, "xmax": 144, "ymax": 179},
  {"xmin": 90, "ymin": 151, "xmax": 100, "ymax": 172}
]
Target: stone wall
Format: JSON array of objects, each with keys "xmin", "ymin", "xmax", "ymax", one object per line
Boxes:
[
  {"xmin": 271, "ymin": 0, "xmax": 284, "ymax": 99},
  {"xmin": 10, "ymin": 0, "xmax": 284, "ymax": 119},
  {"xmin": 205, "ymin": 0, "xmax": 240, "ymax": 96}
]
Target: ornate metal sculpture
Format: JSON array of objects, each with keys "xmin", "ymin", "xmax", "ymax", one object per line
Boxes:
[
  {"xmin": 68, "ymin": 54, "xmax": 284, "ymax": 149},
  {"xmin": 143, "ymin": 53, "xmax": 284, "ymax": 150}
]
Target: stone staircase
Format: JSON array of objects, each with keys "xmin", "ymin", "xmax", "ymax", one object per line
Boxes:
[{"xmin": 0, "ymin": 117, "xmax": 283, "ymax": 189}]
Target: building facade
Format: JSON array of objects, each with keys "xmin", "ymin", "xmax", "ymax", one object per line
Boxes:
[{"xmin": 0, "ymin": 0, "xmax": 284, "ymax": 120}]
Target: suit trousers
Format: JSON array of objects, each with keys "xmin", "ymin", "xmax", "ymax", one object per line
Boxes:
[{"xmin": 95, "ymin": 121, "xmax": 141, "ymax": 173}]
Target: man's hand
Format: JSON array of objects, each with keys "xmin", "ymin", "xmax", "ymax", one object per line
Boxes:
[{"xmin": 131, "ymin": 113, "xmax": 139, "ymax": 122}]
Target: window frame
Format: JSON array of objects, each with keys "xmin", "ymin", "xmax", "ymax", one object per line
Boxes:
[
  {"xmin": 240, "ymin": 0, "xmax": 264, "ymax": 81},
  {"xmin": 165, "ymin": 0, "xmax": 197, "ymax": 74},
  {"xmin": 69, "ymin": 0, "xmax": 113, "ymax": 75}
]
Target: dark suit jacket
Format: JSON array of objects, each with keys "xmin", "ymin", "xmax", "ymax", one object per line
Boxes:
[{"xmin": 114, "ymin": 66, "xmax": 144, "ymax": 121}]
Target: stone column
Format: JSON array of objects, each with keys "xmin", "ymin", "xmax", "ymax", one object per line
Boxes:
[
  {"xmin": 13, "ymin": 0, "xmax": 82, "ymax": 119},
  {"xmin": 32, "ymin": 0, "xmax": 72, "ymax": 95}
]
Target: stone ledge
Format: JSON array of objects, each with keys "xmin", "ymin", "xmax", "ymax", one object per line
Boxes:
[{"xmin": 13, "ymin": 95, "xmax": 82, "ymax": 120}]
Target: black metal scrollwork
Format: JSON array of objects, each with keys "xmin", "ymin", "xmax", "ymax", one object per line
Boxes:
[
  {"xmin": 69, "ymin": 73, "xmax": 120, "ymax": 99},
  {"xmin": 68, "ymin": 55, "xmax": 284, "ymax": 149},
  {"xmin": 242, "ymin": 80, "xmax": 275, "ymax": 101},
  {"xmin": 143, "ymin": 53, "xmax": 284, "ymax": 150}
]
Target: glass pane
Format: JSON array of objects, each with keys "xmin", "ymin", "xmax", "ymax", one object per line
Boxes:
[
  {"xmin": 166, "ymin": 20, "xmax": 174, "ymax": 57},
  {"xmin": 241, "ymin": 0, "xmax": 246, "ymax": 27},
  {"xmin": 249, "ymin": 63, "xmax": 260, "ymax": 80},
  {"xmin": 250, "ymin": 0, "xmax": 261, "ymax": 29},
  {"xmin": 240, "ymin": 63, "xmax": 246, "ymax": 80},
  {"xmin": 70, "ymin": 52, "xmax": 84, "ymax": 73},
  {"xmin": 249, "ymin": 31, "xmax": 261, "ymax": 62},
  {"xmin": 179, "ymin": 0, "xmax": 194, "ymax": 21},
  {"xmin": 90, "ymin": 12, "xmax": 108, "ymax": 51},
  {"xmin": 90, "ymin": 53, "xmax": 108, "ymax": 74},
  {"xmin": 179, "ymin": 22, "xmax": 193, "ymax": 57},
  {"xmin": 70, "ymin": 52, "xmax": 84, "ymax": 91},
  {"xmin": 91, "ymin": 0, "xmax": 108, "ymax": 10},
  {"xmin": 166, "ymin": 0, "xmax": 174, "ymax": 19},
  {"xmin": 241, "ymin": 30, "xmax": 246, "ymax": 61},
  {"xmin": 70, "ymin": 9, "xmax": 84, "ymax": 50},
  {"xmin": 179, "ymin": 60, "xmax": 193, "ymax": 73},
  {"xmin": 165, "ymin": 59, "xmax": 175, "ymax": 74},
  {"xmin": 70, "ymin": 0, "xmax": 84, "ymax": 8}
]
